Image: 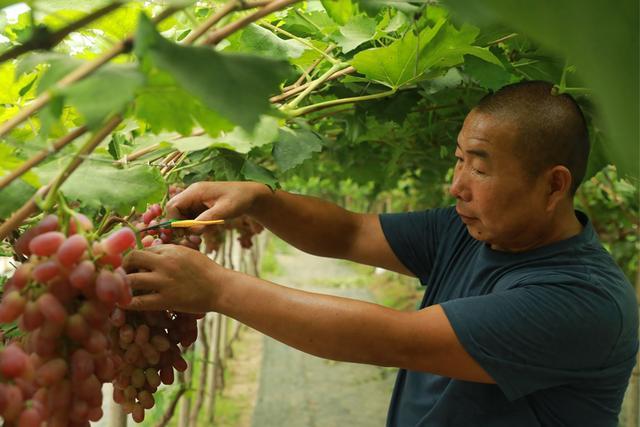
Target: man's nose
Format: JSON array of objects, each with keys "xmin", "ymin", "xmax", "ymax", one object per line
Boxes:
[{"xmin": 449, "ymin": 170, "xmax": 471, "ymax": 202}]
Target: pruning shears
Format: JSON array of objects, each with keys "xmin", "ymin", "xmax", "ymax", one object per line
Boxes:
[{"xmin": 138, "ymin": 219, "xmax": 225, "ymax": 232}]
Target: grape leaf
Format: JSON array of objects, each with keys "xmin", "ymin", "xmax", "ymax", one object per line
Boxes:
[
  {"xmin": 213, "ymin": 116, "xmax": 280, "ymax": 154},
  {"xmin": 334, "ymin": 15, "xmax": 377, "ymax": 53},
  {"xmin": 135, "ymin": 13, "xmax": 290, "ymax": 130},
  {"xmin": 0, "ymin": 178, "xmax": 35, "ymax": 219},
  {"xmin": 134, "ymin": 68, "xmax": 232, "ymax": 136},
  {"xmin": 0, "ymin": 144, "xmax": 40, "ymax": 187},
  {"xmin": 242, "ymin": 160, "xmax": 278, "ymax": 189},
  {"xmin": 35, "ymin": 161, "xmax": 166, "ymax": 214},
  {"xmin": 273, "ymin": 127, "xmax": 324, "ymax": 172},
  {"xmin": 61, "ymin": 64, "xmax": 145, "ymax": 129},
  {"xmin": 321, "ymin": 0, "xmax": 353, "ymax": 25},
  {"xmin": 225, "ymin": 24, "xmax": 307, "ymax": 59},
  {"xmin": 352, "ymin": 19, "xmax": 501, "ymax": 89}
]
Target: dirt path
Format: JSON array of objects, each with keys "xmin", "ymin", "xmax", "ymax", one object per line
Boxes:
[{"xmin": 251, "ymin": 248, "xmax": 396, "ymax": 427}]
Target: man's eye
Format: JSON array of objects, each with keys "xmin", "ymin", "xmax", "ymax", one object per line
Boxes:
[{"xmin": 472, "ymin": 168, "xmax": 485, "ymax": 175}]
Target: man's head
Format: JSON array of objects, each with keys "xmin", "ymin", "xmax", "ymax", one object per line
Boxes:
[{"xmin": 449, "ymin": 81, "xmax": 589, "ymax": 251}]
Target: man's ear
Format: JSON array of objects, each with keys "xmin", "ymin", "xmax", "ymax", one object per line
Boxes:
[{"xmin": 545, "ymin": 165, "xmax": 572, "ymax": 212}]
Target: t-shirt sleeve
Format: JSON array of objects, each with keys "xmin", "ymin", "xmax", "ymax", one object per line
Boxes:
[
  {"xmin": 379, "ymin": 208, "xmax": 455, "ymax": 280},
  {"xmin": 440, "ymin": 284, "xmax": 623, "ymax": 401}
]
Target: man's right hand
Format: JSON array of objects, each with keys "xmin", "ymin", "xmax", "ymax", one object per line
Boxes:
[{"xmin": 165, "ymin": 181, "xmax": 270, "ymax": 221}]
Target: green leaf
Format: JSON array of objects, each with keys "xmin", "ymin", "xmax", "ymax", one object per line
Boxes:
[
  {"xmin": 442, "ymin": 0, "xmax": 639, "ymax": 179},
  {"xmin": 36, "ymin": 162, "xmax": 166, "ymax": 215},
  {"xmin": 213, "ymin": 116, "xmax": 280, "ymax": 154},
  {"xmin": 242, "ymin": 160, "xmax": 278, "ymax": 189},
  {"xmin": 463, "ymin": 53, "xmax": 512, "ymax": 90},
  {"xmin": 60, "ymin": 64, "xmax": 145, "ymax": 129},
  {"xmin": 171, "ymin": 135, "xmax": 216, "ymax": 152},
  {"xmin": 210, "ymin": 150, "xmax": 245, "ymax": 181},
  {"xmin": 273, "ymin": 127, "xmax": 323, "ymax": 172},
  {"xmin": 334, "ymin": 15, "xmax": 377, "ymax": 53},
  {"xmin": 321, "ymin": 0, "xmax": 354, "ymax": 25},
  {"xmin": 225, "ymin": 24, "xmax": 307, "ymax": 59},
  {"xmin": 352, "ymin": 19, "xmax": 501, "ymax": 89},
  {"xmin": 107, "ymin": 134, "xmax": 124, "ymax": 160},
  {"xmin": 135, "ymin": 13, "xmax": 289, "ymax": 130},
  {"xmin": 134, "ymin": 68, "xmax": 232, "ymax": 136},
  {"xmin": 0, "ymin": 144, "xmax": 40, "ymax": 187},
  {"xmin": 351, "ymin": 19, "xmax": 446, "ymax": 88},
  {"xmin": 0, "ymin": 178, "xmax": 35, "ymax": 219}
]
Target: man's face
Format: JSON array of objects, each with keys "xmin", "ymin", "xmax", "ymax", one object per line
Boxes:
[{"xmin": 449, "ymin": 110, "xmax": 549, "ymax": 251}]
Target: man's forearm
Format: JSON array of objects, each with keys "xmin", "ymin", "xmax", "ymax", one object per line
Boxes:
[
  {"xmin": 215, "ymin": 268, "xmax": 416, "ymax": 367},
  {"xmin": 249, "ymin": 187, "xmax": 361, "ymax": 259}
]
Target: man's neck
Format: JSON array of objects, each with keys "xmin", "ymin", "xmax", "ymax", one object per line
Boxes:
[{"xmin": 491, "ymin": 207, "xmax": 583, "ymax": 253}]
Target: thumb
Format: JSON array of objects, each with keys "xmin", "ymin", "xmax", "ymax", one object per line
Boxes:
[{"xmin": 194, "ymin": 207, "xmax": 225, "ymax": 222}]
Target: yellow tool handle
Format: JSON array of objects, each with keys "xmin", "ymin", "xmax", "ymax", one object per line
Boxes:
[{"xmin": 171, "ymin": 219, "xmax": 225, "ymax": 228}]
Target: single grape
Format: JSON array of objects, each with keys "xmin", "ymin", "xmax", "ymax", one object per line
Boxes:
[
  {"xmin": 95, "ymin": 270, "xmax": 121, "ymax": 305},
  {"xmin": 32, "ymin": 260, "xmax": 61, "ymax": 283},
  {"xmin": 37, "ymin": 293, "xmax": 67, "ymax": 324},
  {"xmin": 0, "ymin": 343, "xmax": 29, "ymax": 378},
  {"xmin": 22, "ymin": 300, "xmax": 45, "ymax": 331},
  {"xmin": 101, "ymin": 228, "xmax": 136, "ymax": 256},
  {"xmin": 69, "ymin": 260, "xmax": 96, "ymax": 290},
  {"xmin": 56, "ymin": 234, "xmax": 88, "ymax": 267},
  {"xmin": 0, "ymin": 291, "xmax": 26, "ymax": 323},
  {"xmin": 28, "ymin": 231, "xmax": 66, "ymax": 257},
  {"xmin": 36, "ymin": 358, "xmax": 68, "ymax": 386},
  {"xmin": 66, "ymin": 313, "xmax": 91, "ymax": 342}
]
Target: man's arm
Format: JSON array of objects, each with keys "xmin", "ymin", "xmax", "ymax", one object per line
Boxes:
[
  {"xmin": 249, "ymin": 188, "xmax": 413, "ymax": 275},
  {"xmin": 166, "ymin": 182, "xmax": 413, "ymax": 276},
  {"xmin": 124, "ymin": 246, "xmax": 494, "ymax": 384}
]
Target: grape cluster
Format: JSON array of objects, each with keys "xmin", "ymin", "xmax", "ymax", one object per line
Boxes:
[
  {"xmin": 134, "ymin": 203, "xmax": 202, "ymax": 251},
  {"xmin": 109, "ymin": 308, "xmax": 199, "ymax": 423},
  {"xmin": 0, "ymin": 214, "xmax": 135, "ymax": 425},
  {"xmin": 201, "ymin": 216, "xmax": 264, "ymax": 254}
]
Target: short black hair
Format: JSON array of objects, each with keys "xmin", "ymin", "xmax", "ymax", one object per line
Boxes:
[{"xmin": 474, "ymin": 80, "xmax": 590, "ymax": 195}]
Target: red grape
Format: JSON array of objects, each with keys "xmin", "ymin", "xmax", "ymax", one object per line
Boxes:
[
  {"xmin": 57, "ymin": 234, "xmax": 88, "ymax": 267},
  {"xmin": 28, "ymin": 231, "xmax": 65, "ymax": 257},
  {"xmin": 101, "ymin": 228, "xmax": 136, "ymax": 256}
]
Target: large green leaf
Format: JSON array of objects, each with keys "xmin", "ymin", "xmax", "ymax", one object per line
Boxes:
[
  {"xmin": 135, "ymin": 13, "xmax": 289, "ymax": 130},
  {"xmin": 321, "ymin": 0, "xmax": 353, "ymax": 26},
  {"xmin": 61, "ymin": 64, "xmax": 145, "ymax": 129},
  {"xmin": 0, "ymin": 144, "xmax": 40, "ymax": 187},
  {"xmin": 225, "ymin": 24, "xmax": 307, "ymax": 59},
  {"xmin": 273, "ymin": 127, "xmax": 324, "ymax": 172},
  {"xmin": 0, "ymin": 178, "xmax": 35, "ymax": 219},
  {"xmin": 241, "ymin": 160, "xmax": 278, "ymax": 189},
  {"xmin": 213, "ymin": 116, "xmax": 280, "ymax": 154},
  {"xmin": 442, "ymin": 0, "xmax": 639, "ymax": 180},
  {"xmin": 36, "ymin": 162, "xmax": 166, "ymax": 215},
  {"xmin": 334, "ymin": 15, "xmax": 377, "ymax": 53},
  {"xmin": 351, "ymin": 18, "xmax": 501, "ymax": 89},
  {"xmin": 134, "ymin": 68, "xmax": 232, "ymax": 136}
]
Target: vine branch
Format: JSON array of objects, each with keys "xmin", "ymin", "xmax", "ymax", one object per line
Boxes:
[
  {"xmin": 289, "ymin": 89, "xmax": 397, "ymax": 117},
  {"xmin": 0, "ymin": 126, "xmax": 87, "ymax": 191},
  {"xmin": 270, "ymin": 65, "xmax": 355, "ymax": 103},
  {"xmin": 0, "ymin": 5, "xmax": 180, "ymax": 139},
  {"xmin": 203, "ymin": 0, "xmax": 301, "ymax": 46},
  {"xmin": 0, "ymin": 2, "xmax": 124, "ymax": 65}
]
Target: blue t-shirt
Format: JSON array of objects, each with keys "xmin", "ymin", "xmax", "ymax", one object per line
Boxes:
[{"xmin": 379, "ymin": 207, "xmax": 638, "ymax": 427}]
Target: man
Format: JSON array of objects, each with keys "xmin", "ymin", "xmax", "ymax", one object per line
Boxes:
[{"xmin": 123, "ymin": 81, "xmax": 638, "ymax": 426}]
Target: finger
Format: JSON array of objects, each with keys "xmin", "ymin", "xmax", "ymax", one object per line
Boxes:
[
  {"xmin": 122, "ymin": 249, "xmax": 161, "ymax": 273},
  {"xmin": 143, "ymin": 244, "xmax": 178, "ymax": 254},
  {"xmin": 126, "ymin": 272, "xmax": 162, "ymax": 292},
  {"xmin": 127, "ymin": 293, "xmax": 166, "ymax": 311},
  {"xmin": 194, "ymin": 207, "xmax": 225, "ymax": 222},
  {"xmin": 166, "ymin": 184, "xmax": 207, "ymax": 219}
]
